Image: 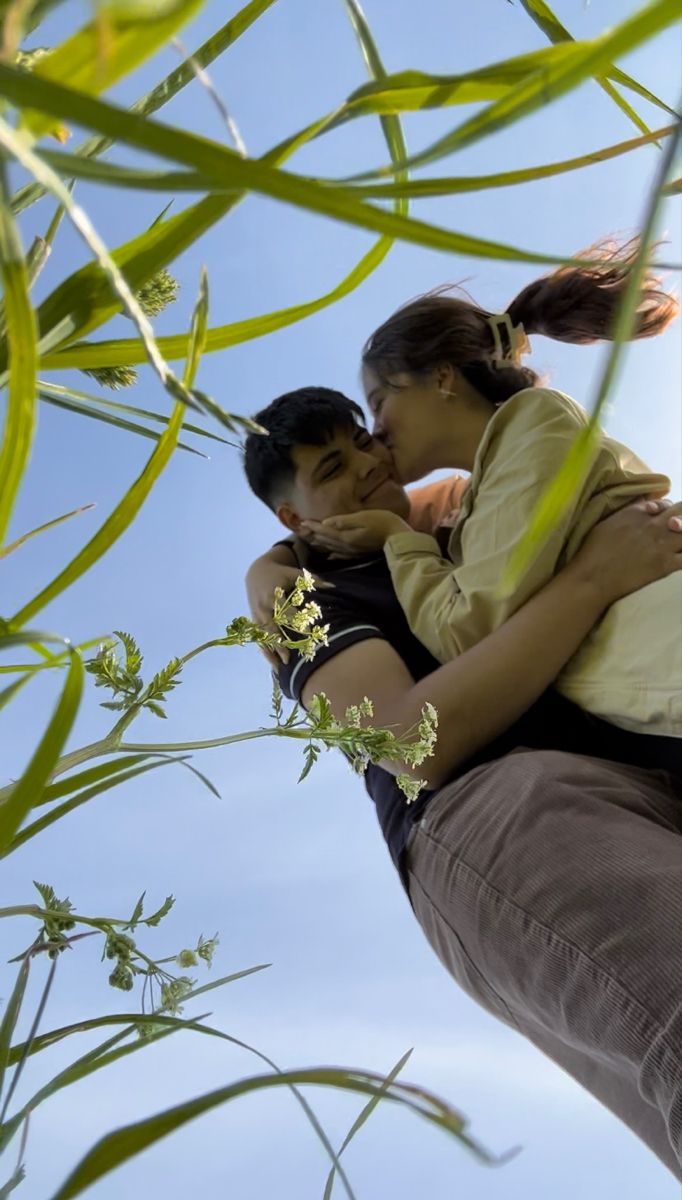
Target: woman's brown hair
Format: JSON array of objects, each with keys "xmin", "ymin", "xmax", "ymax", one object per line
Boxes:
[{"xmin": 361, "ymin": 238, "xmax": 679, "ymax": 406}]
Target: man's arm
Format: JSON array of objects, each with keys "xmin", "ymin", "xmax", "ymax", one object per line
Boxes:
[{"xmin": 301, "ymin": 503, "xmax": 682, "ymax": 788}]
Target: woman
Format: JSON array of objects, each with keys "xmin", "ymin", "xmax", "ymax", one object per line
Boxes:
[{"xmin": 250, "ymin": 239, "xmax": 680, "ymax": 738}]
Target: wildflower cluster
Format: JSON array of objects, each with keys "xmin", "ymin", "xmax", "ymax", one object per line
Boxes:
[
  {"xmin": 272, "ymin": 569, "xmax": 329, "ymax": 662},
  {"xmin": 270, "ymin": 688, "xmax": 439, "ymax": 804}
]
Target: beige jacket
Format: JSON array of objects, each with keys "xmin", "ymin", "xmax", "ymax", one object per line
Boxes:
[{"xmin": 387, "ymin": 388, "xmax": 680, "ymax": 735}]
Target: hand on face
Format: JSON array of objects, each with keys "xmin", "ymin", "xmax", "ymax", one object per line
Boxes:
[{"xmin": 300, "ymin": 509, "xmax": 412, "ymax": 556}]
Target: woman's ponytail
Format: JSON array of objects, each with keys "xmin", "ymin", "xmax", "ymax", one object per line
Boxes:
[{"xmin": 507, "ymin": 237, "xmax": 678, "ymax": 345}]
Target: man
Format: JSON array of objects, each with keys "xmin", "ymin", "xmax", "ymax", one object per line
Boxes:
[{"xmin": 243, "ymin": 386, "xmax": 682, "ymax": 1176}]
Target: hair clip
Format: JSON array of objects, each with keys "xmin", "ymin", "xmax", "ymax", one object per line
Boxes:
[{"xmin": 488, "ymin": 313, "xmax": 531, "ymax": 369}]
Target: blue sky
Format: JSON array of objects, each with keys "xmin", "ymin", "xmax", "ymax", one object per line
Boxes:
[{"xmin": 1, "ymin": 1, "xmax": 681, "ymax": 1197}]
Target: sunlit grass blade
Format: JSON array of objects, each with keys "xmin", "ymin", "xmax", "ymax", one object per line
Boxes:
[
  {"xmin": 516, "ymin": 0, "xmax": 678, "ymax": 123},
  {"xmin": 6, "ymin": 968, "xmax": 271, "ymax": 1064},
  {"xmin": 49, "ymin": 1065, "xmax": 505, "ymax": 1200},
  {"xmin": 339, "ymin": 0, "xmax": 682, "ymax": 177},
  {"xmin": 7, "ymin": 396, "xmax": 185, "ymax": 628},
  {"xmin": 0, "ymin": 164, "xmax": 38, "ymax": 546},
  {"xmin": 38, "ymin": 380, "xmax": 230, "ymax": 445},
  {"xmin": 0, "ymin": 503, "xmax": 95, "ymax": 561},
  {"xmin": 42, "ymin": 237, "xmax": 394, "ymax": 369},
  {"xmin": 0, "ymin": 650, "xmax": 84, "ymax": 854},
  {"xmin": 5, "ymin": 984, "xmax": 359, "ymax": 1200},
  {"xmin": 20, "ymin": 0, "xmax": 204, "ymax": 141},
  {"xmin": 343, "ymin": 124, "xmax": 675, "ymax": 197},
  {"xmin": 501, "ymin": 111, "xmax": 681, "ymax": 591},
  {"xmin": 323, "ymin": 1049, "xmax": 413, "ymax": 1200},
  {"xmin": 1, "ymin": 56, "xmax": 675, "ymax": 291},
  {"xmin": 343, "ymin": 0, "xmax": 409, "ymax": 215},
  {"xmin": 183, "ymin": 266, "xmax": 208, "ymax": 389},
  {"xmin": 10, "ymin": 0, "xmax": 279, "ymax": 216},
  {"xmin": 6, "ymin": 147, "xmax": 217, "ymax": 192},
  {"xmin": 0, "ymin": 118, "xmax": 206, "ymax": 417},
  {"xmin": 38, "ymin": 388, "xmax": 207, "ymax": 456}
]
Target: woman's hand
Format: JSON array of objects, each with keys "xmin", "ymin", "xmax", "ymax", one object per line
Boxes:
[
  {"xmin": 572, "ymin": 497, "xmax": 682, "ymax": 606},
  {"xmin": 245, "ymin": 545, "xmax": 334, "ymax": 667},
  {"xmin": 300, "ymin": 510, "xmax": 412, "ymax": 556}
]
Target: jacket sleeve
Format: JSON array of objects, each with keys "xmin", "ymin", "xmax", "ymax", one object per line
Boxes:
[{"xmin": 384, "ymin": 388, "xmax": 642, "ymax": 663}]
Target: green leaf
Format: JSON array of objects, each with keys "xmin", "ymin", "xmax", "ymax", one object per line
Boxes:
[
  {"xmin": 144, "ymin": 895, "xmax": 175, "ymax": 927},
  {"xmin": 0, "ymin": 503, "xmax": 96, "ymax": 561},
  {"xmin": 0, "ymin": 58, "xmax": 647, "ymax": 312},
  {"xmin": 10, "ymin": 0, "xmax": 279, "ymax": 215},
  {"xmin": 49, "ymin": 1064, "xmax": 499, "ymax": 1200},
  {"xmin": 0, "ymin": 118, "xmax": 207, "ymax": 420},
  {"xmin": 503, "ymin": 111, "xmax": 682, "ymax": 589},
  {"xmin": 37, "ymin": 388, "xmax": 207, "ymax": 456},
  {"xmin": 342, "ymin": 0, "xmax": 682, "ymax": 177},
  {"xmin": 183, "ymin": 266, "xmax": 209, "ymax": 389},
  {"xmin": 0, "ymin": 164, "xmax": 38, "ymax": 546},
  {"xmin": 0, "ymin": 957, "xmax": 31, "ymax": 1104},
  {"xmin": 7, "ymin": 398, "xmax": 185, "ymax": 628},
  {"xmin": 126, "ymin": 891, "xmax": 146, "ymax": 929},
  {"xmin": 516, "ymin": 0, "xmax": 678, "ymax": 121},
  {"xmin": 345, "ymin": 124, "xmax": 676, "ymax": 198},
  {"xmin": 20, "ymin": 0, "xmax": 204, "ymax": 140},
  {"xmin": 0, "ymin": 650, "xmax": 84, "ymax": 854},
  {"xmin": 3, "ymin": 758, "xmax": 179, "ymax": 855},
  {"xmin": 42, "ymin": 237, "xmax": 395, "ymax": 370},
  {"xmin": 38, "ymin": 379, "xmax": 230, "ymax": 445},
  {"xmin": 323, "ymin": 1049, "xmax": 413, "ymax": 1200}
]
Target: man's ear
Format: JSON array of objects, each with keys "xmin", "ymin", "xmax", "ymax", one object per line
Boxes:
[{"xmin": 276, "ymin": 502, "xmax": 302, "ymax": 534}]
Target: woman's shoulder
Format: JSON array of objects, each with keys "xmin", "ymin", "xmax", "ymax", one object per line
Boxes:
[{"xmin": 497, "ymin": 386, "xmax": 589, "ymax": 428}]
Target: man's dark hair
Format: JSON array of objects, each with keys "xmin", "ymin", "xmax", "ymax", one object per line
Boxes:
[{"xmin": 243, "ymin": 386, "xmax": 365, "ymax": 509}]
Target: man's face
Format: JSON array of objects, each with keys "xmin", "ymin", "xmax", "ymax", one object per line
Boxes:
[{"xmin": 277, "ymin": 424, "xmax": 411, "ymax": 533}]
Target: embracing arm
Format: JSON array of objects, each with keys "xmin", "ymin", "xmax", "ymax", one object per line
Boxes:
[
  {"xmin": 302, "ymin": 502, "xmax": 682, "ymax": 788},
  {"xmin": 385, "ymin": 388, "xmax": 669, "ymax": 663}
]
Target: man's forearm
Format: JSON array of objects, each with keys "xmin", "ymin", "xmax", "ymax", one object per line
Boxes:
[{"xmin": 392, "ymin": 558, "xmax": 608, "ymax": 787}]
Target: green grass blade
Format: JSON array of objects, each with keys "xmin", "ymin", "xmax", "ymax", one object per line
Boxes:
[
  {"xmin": 48, "ymin": 1066, "xmax": 500, "ymax": 1200},
  {"xmin": 502, "ymin": 111, "xmax": 682, "ymax": 590},
  {"xmin": 5, "ymin": 147, "xmax": 216, "ymax": 193},
  {"xmin": 0, "ymin": 650, "xmax": 84, "ymax": 854},
  {"xmin": 42, "ymin": 237, "xmax": 394, "ymax": 369},
  {"xmin": 662, "ymin": 175, "xmax": 681, "ymax": 194},
  {"xmin": 0, "ymin": 165, "xmax": 38, "ymax": 546},
  {"xmin": 7, "ymin": 396, "xmax": 185, "ymax": 627},
  {"xmin": 342, "ymin": 0, "xmax": 409, "ymax": 216},
  {"xmin": 0, "ymin": 51, "xmax": 675, "ymax": 291},
  {"xmin": 21, "ymin": 0, "xmax": 204, "ymax": 140},
  {"xmin": 10, "ymin": 0, "xmax": 278, "ymax": 215},
  {"xmin": 37, "ymin": 380, "xmax": 229, "ymax": 445},
  {"xmin": 183, "ymin": 266, "xmax": 209, "ymax": 389},
  {"xmin": 39, "ymin": 754, "xmax": 157, "ymax": 803},
  {"xmin": 516, "ymin": 0, "xmax": 678, "ymax": 120},
  {"xmin": 4, "ymin": 758, "xmax": 180, "ymax": 854},
  {"xmin": 344, "ymin": 124, "xmax": 675, "ymax": 197},
  {"xmin": 0, "ymin": 503, "xmax": 95, "ymax": 561},
  {"xmin": 6, "ymin": 985, "xmax": 360, "ymax": 1200},
  {"xmin": 0, "ymin": 118, "xmax": 203, "ymax": 416},
  {"xmin": 323, "ymin": 1049, "xmax": 413, "ymax": 1200},
  {"xmin": 38, "ymin": 388, "xmax": 206, "ymax": 456},
  {"xmin": 345, "ymin": 0, "xmax": 681, "ymax": 176},
  {"xmin": 0, "ymin": 958, "xmax": 31, "ymax": 1105}
]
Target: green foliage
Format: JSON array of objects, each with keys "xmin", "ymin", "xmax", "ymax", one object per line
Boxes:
[{"xmin": 0, "ymin": 0, "xmax": 678, "ymax": 1194}]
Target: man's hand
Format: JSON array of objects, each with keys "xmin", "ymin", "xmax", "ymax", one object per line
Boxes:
[{"xmin": 300, "ymin": 510, "xmax": 412, "ymax": 555}]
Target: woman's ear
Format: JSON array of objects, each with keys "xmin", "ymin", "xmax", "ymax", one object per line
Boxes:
[{"xmin": 436, "ymin": 362, "xmax": 457, "ymax": 397}]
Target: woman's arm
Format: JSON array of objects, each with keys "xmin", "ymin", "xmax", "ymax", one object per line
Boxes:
[
  {"xmin": 302, "ymin": 501, "xmax": 682, "ymax": 787},
  {"xmin": 385, "ymin": 388, "xmax": 669, "ymax": 662}
]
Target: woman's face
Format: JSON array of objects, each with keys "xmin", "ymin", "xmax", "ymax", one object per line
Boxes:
[{"xmin": 362, "ymin": 365, "xmax": 457, "ymax": 484}]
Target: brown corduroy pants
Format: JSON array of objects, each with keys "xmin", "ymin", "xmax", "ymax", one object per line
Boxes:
[{"xmin": 405, "ymin": 750, "xmax": 682, "ymax": 1177}]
